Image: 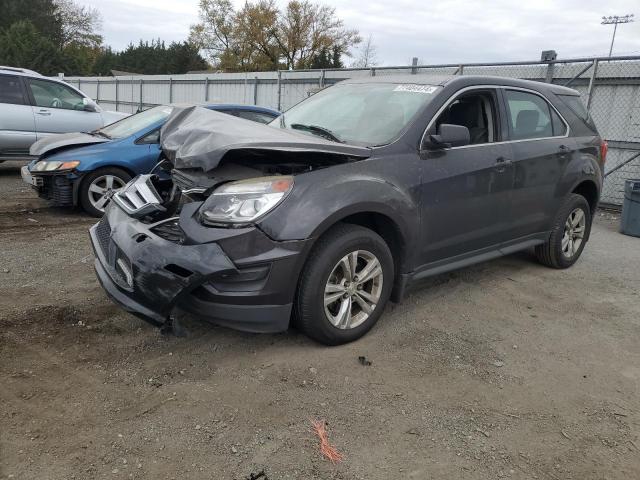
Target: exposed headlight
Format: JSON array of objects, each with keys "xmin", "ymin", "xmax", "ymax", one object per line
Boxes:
[
  {"xmin": 32, "ymin": 160, "xmax": 80, "ymax": 172},
  {"xmin": 199, "ymin": 176, "xmax": 294, "ymax": 226}
]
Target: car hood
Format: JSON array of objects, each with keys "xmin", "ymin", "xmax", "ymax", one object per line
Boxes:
[
  {"xmin": 29, "ymin": 132, "xmax": 110, "ymax": 158},
  {"xmin": 160, "ymin": 105, "xmax": 371, "ymax": 172}
]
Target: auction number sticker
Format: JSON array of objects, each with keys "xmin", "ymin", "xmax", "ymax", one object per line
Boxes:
[{"xmin": 394, "ymin": 84, "xmax": 438, "ymax": 94}]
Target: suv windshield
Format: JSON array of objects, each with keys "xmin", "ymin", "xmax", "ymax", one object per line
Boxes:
[
  {"xmin": 98, "ymin": 105, "xmax": 173, "ymax": 139},
  {"xmin": 272, "ymin": 83, "xmax": 440, "ymax": 146}
]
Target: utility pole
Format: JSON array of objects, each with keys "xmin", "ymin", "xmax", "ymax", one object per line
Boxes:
[{"xmin": 601, "ymin": 14, "xmax": 634, "ymax": 58}]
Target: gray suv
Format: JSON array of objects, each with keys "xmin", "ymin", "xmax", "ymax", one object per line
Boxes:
[
  {"xmin": 91, "ymin": 75, "xmax": 606, "ymax": 345},
  {"xmin": 0, "ymin": 66, "xmax": 127, "ymax": 162}
]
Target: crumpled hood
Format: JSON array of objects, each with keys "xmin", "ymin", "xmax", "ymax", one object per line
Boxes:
[
  {"xmin": 29, "ymin": 132, "xmax": 109, "ymax": 157},
  {"xmin": 160, "ymin": 105, "xmax": 371, "ymax": 171}
]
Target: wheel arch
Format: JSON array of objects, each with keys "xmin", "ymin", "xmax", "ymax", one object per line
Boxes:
[
  {"xmin": 299, "ymin": 208, "xmax": 412, "ymax": 303},
  {"xmin": 571, "ymin": 179, "xmax": 600, "ymax": 214}
]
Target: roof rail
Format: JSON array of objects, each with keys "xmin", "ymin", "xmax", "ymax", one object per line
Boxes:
[{"xmin": 0, "ymin": 66, "xmax": 42, "ymax": 76}]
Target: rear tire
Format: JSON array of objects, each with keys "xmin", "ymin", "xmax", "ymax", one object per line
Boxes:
[
  {"xmin": 535, "ymin": 193, "xmax": 591, "ymax": 269},
  {"xmin": 79, "ymin": 167, "xmax": 131, "ymax": 217},
  {"xmin": 295, "ymin": 223, "xmax": 394, "ymax": 345}
]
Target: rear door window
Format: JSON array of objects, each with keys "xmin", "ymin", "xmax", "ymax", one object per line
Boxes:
[
  {"xmin": 0, "ymin": 75, "xmax": 25, "ymax": 105},
  {"xmin": 504, "ymin": 90, "xmax": 558, "ymax": 140}
]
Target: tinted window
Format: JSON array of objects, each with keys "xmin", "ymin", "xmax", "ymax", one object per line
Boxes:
[
  {"xmin": 558, "ymin": 95, "xmax": 590, "ymax": 122},
  {"xmin": 550, "ymin": 108, "xmax": 567, "ymax": 136},
  {"xmin": 434, "ymin": 90, "xmax": 499, "ymax": 145},
  {"xmin": 505, "ymin": 90, "xmax": 555, "ymax": 140},
  {"xmin": 28, "ymin": 79, "xmax": 85, "ymax": 110},
  {"xmin": 0, "ymin": 75, "xmax": 25, "ymax": 105},
  {"xmin": 236, "ymin": 110, "xmax": 277, "ymax": 124},
  {"xmin": 100, "ymin": 105, "xmax": 173, "ymax": 139}
]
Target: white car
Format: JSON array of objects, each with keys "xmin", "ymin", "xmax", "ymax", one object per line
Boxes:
[{"xmin": 0, "ymin": 66, "xmax": 128, "ymax": 162}]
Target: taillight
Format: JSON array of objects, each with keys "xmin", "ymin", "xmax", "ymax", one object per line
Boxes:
[{"xmin": 600, "ymin": 140, "xmax": 608, "ymax": 165}]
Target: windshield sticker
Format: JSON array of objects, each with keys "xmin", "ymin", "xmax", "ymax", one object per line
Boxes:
[{"xmin": 393, "ymin": 84, "xmax": 438, "ymax": 94}]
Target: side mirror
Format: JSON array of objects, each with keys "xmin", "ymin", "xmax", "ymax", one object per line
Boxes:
[
  {"xmin": 82, "ymin": 97, "xmax": 98, "ymax": 112},
  {"xmin": 425, "ymin": 124, "xmax": 470, "ymax": 149}
]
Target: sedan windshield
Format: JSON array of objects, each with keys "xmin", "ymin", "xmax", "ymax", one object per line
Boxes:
[
  {"xmin": 98, "ymin": 105, "xmax": 173, "ymax": 139},
  {"xmin": 272, "ymin": 83, "xmax": 440, "ymax": 146}
]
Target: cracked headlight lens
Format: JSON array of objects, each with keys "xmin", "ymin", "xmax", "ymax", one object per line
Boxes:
[{"xmin": 199, "ymin": 176, "xmax": 293, "ymax": 226}]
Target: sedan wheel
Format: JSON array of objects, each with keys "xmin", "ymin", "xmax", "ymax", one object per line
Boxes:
[
  {"xmin": 80, "ymin": 167, "xmax": 132, "ymax": 217},
  {"xmin": 324, "ymin": 250, "xmax": 384, "ymax": 330},
  {"xmin": 88, "ymin": 175, "xmax": 127, "ymax": 213}
]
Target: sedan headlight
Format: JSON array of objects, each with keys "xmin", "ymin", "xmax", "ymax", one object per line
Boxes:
[
  {"xmin": 199, "ymin": 176, "xmax": 294, "ymax": 226},
  {"xmin": 32, "ymin": 160, "xmax": 80, "ymax": 172}
]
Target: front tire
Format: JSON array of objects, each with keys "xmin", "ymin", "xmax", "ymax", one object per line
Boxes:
[
  {"xmin": 535, "ymin": 193, "xmax": 592, "ymax": 269},
  {"xmin": 79, "ymin": 167, "xmax": 131, "ymax": 217},
  {"xmin": 295, "ymin": 223, "xmax": 394, "ymax": 345}
]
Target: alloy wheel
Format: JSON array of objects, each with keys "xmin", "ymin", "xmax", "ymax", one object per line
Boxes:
[
  {"xmin": 324, "ymin": 250, "xmax": 384, "ymax": 330},
  {"xmin": 561, "ymin": 207, "xmax": 586, "ymax": 258},
  {"xmin": 88, "ymin": 175, "xmax": 126, "ymax": 213}
]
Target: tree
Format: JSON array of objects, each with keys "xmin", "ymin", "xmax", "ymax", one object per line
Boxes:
[
  {"xmin": 190, "ymin": 0, "xmax": 360, "ymax": 71},
  {"xmin": 55, "ymin": 0, "xmax": 103, "ymax": 48},
  {"xmin": 0, "ymin": 0, "xmax": 63, "ymax": 46},
  {"xmin": 0, "ymin": 21, "xmax": 69, "ymax": 75},
  {"xmin": 351, "ymin": 35, "xmax": 378, "ymax": 68}
]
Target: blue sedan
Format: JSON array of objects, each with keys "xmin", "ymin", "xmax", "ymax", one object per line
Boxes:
[{"xmin": 22, "ymin": 104, "xmax": 280, "ymax": 216}]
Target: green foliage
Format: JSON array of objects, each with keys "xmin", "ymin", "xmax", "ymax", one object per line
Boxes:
[
  {"xmin": 92, "ymin": 40, "xmax": 208, "ymax": 75},
  {"xmin": 0, "ymin": 0, "xmax": 63, "ymax": 46},
  {"xmin": 0, "ymin": 0, "xmax": 208, "ymax": 75}
]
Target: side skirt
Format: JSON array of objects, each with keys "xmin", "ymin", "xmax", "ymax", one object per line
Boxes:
[{"xmin": 392, "ymin": 232, "xmax": 550, "ymax": 301}]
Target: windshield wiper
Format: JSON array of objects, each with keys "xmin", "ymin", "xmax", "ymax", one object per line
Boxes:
[
  {"xmin": 92, "ymin": 131, "xmax": 111, "ymax": 139},
  {"xmin": 290, "ymin": 123, "xmax": 343, "ymax": 143}
]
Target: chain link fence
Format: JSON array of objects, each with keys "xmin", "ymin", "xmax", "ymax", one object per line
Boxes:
[{"xmin": 65, "ymin": 55, "xmax": 640, "ymax": 207}]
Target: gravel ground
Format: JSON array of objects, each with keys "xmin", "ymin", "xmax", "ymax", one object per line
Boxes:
[{"xmin": 1, "ymin": 160, "xmax": 639, "ymax": 480}]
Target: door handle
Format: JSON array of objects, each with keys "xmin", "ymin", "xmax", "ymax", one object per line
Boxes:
[
  {"xmin": 36, "ymin": 110, "xmax": 51, "ymax": 116},
  {"xmin": 494, "ymin": 156, "xmax": 512, "ymax": 172}
]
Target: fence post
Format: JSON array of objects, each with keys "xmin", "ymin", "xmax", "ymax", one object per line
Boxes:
[
  {"xmin": 139, "ymin": 79, "xmax": 143, "ymax": 111},
  {"xmin": 458, "ymin": 64, "xmax": 464, "ymax": 75},
  {"xmin": 204, "ymin": 77, "xmax": 209, "ymax": 102},
  {"xmin": 96, "ymin": 78, "xmax": 100, "ymax": 103},
  {"xmin": 370, "ymin": 67, "xmax": 376, "ymax": 77},
  {"xmin": 276, "ymin": 70, "xmax": 282, "ymax": 111},
  {"xmin": 411, "ymin": 57, "xmax": 418, "ymax": 74},
  {"xmin": 586, "ymin": 59, "xmax": 599, "ymax": 111},
  {"xmin": 169, "ymin": 77, "xmax": 173, "ymax": 103},
  {"xmin": 253, "ymin": 76, "xmax": 259, "ymax": 105},
  {"xmin": 115, "ymin": 78, "xmax": 119, "ymax": 110},
  {"xmin": 319, "ymin": 69, "xmax": 325, "ymax": 88},
  {"xmin": 545, "ymin": 61, "xmax": 555, "ymax": 83}
]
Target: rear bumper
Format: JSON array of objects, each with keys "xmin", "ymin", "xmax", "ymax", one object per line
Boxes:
[{"xmin": 90, "ymin": 203, "xmax": 307, "ymax": 333}]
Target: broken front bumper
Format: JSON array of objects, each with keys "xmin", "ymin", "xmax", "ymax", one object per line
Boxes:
[{"xmin": 90, "ymin": 199, "xmax": 308, "ymax": 333}]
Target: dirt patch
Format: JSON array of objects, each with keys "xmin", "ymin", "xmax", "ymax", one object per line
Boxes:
[{"xmin": 1, "ymin": 161, "xmax": 639, "ymax": 479}]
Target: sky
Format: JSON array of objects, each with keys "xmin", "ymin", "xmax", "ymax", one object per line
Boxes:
[{"xmin": 79, "ymin": 0, "xmax": 640, "ymax": 66}]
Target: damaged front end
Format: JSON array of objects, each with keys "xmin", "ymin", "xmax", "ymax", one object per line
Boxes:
[{"xmin": 90, "ymin": 106, "xmax": 370, "ymax": 333}]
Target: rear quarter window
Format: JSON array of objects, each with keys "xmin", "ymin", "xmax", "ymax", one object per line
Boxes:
[
  {"xmin": 558, "ymin": 95, "xmax": 589, "ymax": 122},
  {"xmin": 0, "ymin": 75, "xmax": 25, "ymax": 105}
]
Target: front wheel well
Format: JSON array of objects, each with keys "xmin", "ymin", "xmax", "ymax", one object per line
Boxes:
[
  {"xmin": 572, "ymin": 180, "xmax": 599, "ymax": 214},
  {"xmin": 309, "ymin": 212, "xmax": 406, "ymax": 301}
]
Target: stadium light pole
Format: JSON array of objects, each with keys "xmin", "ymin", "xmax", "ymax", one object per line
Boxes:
[{"xmin": 601, "ymin": 14, "xmax": 634, "ymax": 58}]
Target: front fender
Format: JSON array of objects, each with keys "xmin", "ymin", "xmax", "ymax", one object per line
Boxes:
[{"xmin": 258, "ymin": 165, "xmax": 420, "ymax": 249}]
